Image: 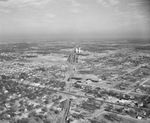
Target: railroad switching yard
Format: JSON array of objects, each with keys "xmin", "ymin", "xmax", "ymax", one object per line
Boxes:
[{"xmin": 0, "ymin": 40, "xmax": 150, "ymax": 123}]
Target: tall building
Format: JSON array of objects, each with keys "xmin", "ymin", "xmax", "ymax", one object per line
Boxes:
[{"xmin": 67, "ymin": 47, "xmax": 81, "ymax": 64}]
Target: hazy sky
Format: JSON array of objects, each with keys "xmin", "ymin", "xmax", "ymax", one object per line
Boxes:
[{"xmin": 0, "ymin": 0, "xmax": 150, "ymax": 42}]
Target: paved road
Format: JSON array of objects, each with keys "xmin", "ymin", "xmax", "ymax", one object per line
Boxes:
[
  {"xmin": 1, "ymin": 78, "xmax": 150, "ymax": 122},
  {"xmin": 59, "ymin": 99, "xmax": 71, "ymax": 123},
  {"xmin": 9, "ymin": 80, "xmax": 150, "ymax": 111},
  {"xmin": 77, "ymin": 82, "xmax": 149, "ymax": 97},
  {"xmin": 1, "ymin": 63, "xmax": 149, "ymax": 121},
  {"xmin": 126, "ymin": 77, "xmax": 150, "ymax": 95},
  {"xmin": 139, "ymin": 77, "xmax": 150, "ymax": 86},
  {"xmin": 127, "ymin": 65, "xmax": 142, "ymax": 74},
  {"xmin": 106, "ymin": 110, "xmax": 149, "ymax": 123}
]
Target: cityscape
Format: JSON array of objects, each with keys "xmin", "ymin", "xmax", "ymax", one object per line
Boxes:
[
  {"xmin": 0, "ymin": 41, "xmax": 150, "ymax": 123},
  {"xmin": 0, "ymin": 0, "xmax": 150, "ymax": 122}
]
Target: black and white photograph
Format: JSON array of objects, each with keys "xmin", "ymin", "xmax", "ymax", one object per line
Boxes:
[{"xmin": 0, "ymin": 0, "xmax": 150, "ymax": 123}]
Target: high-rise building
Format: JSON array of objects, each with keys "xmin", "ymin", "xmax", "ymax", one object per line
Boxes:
[{"xmin": 67, "ymin": 47, "xmax": 81, "ymax": 64}]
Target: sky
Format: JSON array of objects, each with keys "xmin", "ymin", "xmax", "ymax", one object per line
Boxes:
[{"xmin": 0, "ymin": 0, "xmax": 150, "ymax": 42}]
